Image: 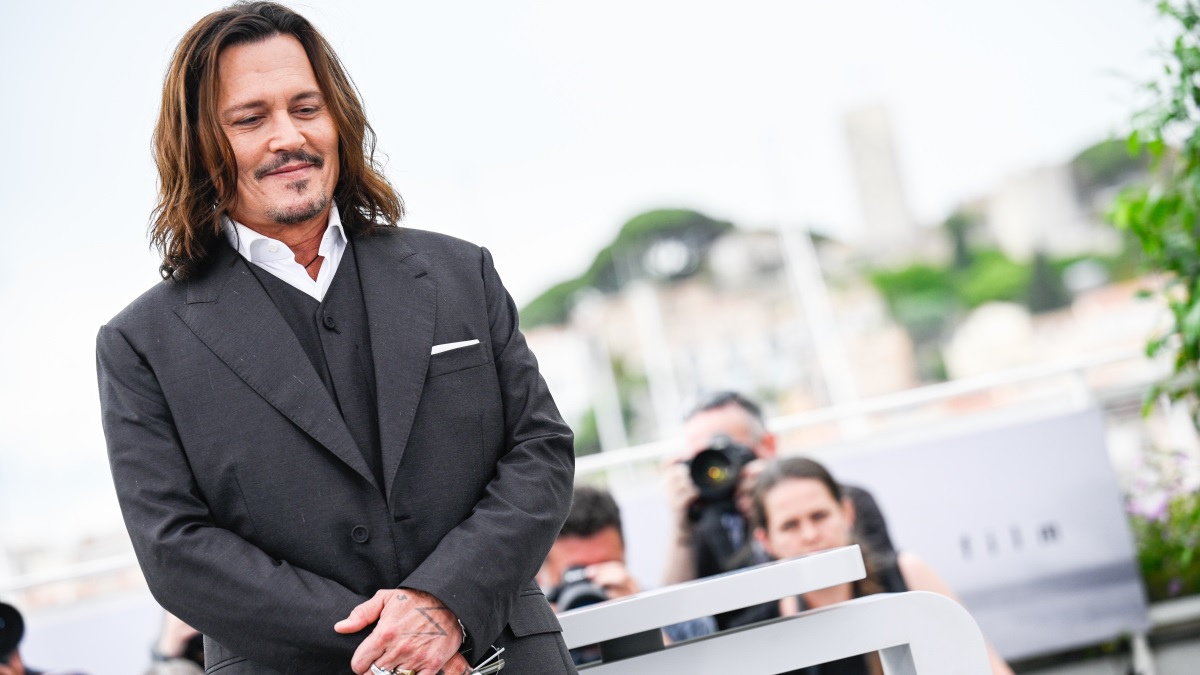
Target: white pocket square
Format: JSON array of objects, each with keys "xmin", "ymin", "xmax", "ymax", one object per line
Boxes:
[{"xmin": 431, "ymin": 339, "xmax": 480, "ymax": 355}]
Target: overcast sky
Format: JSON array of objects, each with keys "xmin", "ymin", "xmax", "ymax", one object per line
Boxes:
[{"xmin": 0, "ymin": 0, "xmax": 1167, "ymax": 547}]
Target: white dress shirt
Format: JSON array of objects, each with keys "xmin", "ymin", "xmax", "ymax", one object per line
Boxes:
[{"xmin": 221, "ymin": 204, "xmax": 347, "ymax": 302}]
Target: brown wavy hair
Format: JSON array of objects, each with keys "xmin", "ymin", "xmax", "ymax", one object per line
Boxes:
[{"xmin": 150, "ymin": 1, "xmax": 402, "ymax": 280}]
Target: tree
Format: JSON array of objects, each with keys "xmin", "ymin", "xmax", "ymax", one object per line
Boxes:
[
  {"xmin": 1026, "ymin": 251, "xmax": 1072, "ymax": 314},
  {"xmin": 943, "ymin": 210, "xmax": 979, "ymax": 270},
  {"xmin": 519, "ymin": 209, "xmax": 733, "ymax": 329},
  {"xmin": 1111, "ymin": 0, "xmax": 1200, "ymax": 420},
  {"xmin": 1070, "ymin": 139, "xmax": 1151, "ymax": 201}
]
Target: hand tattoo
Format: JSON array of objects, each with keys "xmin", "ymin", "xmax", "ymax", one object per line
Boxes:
[{"xmin": 406, "ymin": 604, "xmax": 452, "ymax": 637}]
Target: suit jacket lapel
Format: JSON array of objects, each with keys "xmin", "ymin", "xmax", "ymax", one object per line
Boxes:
[
  {"xmin": 173, "ymin": 244, "xmax": 379, "ymax": 490},
  {"xmin": 355, "ymin": 230, "xmax": 436, "ymax": 502}
]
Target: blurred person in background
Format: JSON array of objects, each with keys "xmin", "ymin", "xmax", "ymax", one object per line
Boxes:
[
  {"xmin": 751, "ymin": 457, "xmax": 1013, "ymax": 675},
  {"xmin": 144, "ymin": 613, "xmax": 202, "ymax": 675},
  {"xmin": 0, "ymin": 602, "xmax": 88, "ymax": 675},
  {"xmin": 539, "ymin": 486, "xmax": 715, "ymax": 665},
  {"xmin": 662, "ymin": 391, "xmax": 896, "ymax": 630}
]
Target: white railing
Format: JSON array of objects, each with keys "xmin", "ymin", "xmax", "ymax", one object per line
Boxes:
[
  {"xmin": 576, "ymin": 346, "xmax": 1148, "ymax": 477},
  {"xmin": 0, "ymin": 552, "xmax": 139, "ymax": 595}
]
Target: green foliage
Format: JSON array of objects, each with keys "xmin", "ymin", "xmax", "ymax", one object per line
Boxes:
[
  {"xmin": 573, "ymin": 408, "xmax": 602, "ymax": 457},
  {"xmin": 869, "ymin": 249, "xmax": 1038, "ymax": 331},
  {"xmin": 616, "ymin": 209, "xmax": 732, "ymax": 244},
  {"xmin": 1126, "ymin": 441, "xmax": 1200, "ymax": 601},
  {"xmin": 869, "ymin": 245, "xmax": 1080, "ymax": 382},
  {"xmin": 520, "ymin": 209, "xmax": 733, "ymax": 328},
  {"xmin": 943, "ymin": 209, "xmax": 979, "ymax": 269},
  {"xmin": 1111, "ymin": 0, "xmax": 1200, "ymax": 419},
  {"xmin": 1052, "ymin": 244, "xmax": 1142, "ymax": 285},
  {"xmin": 519, "ymin": 278, "xmax": 588, "ymax": 328},
  {"xmin": 1130, "ymin": 490, "xmax": 1200, "ymax": 601},
  {"xmin": 1070, "ymin": 139, "xmax": 1151, "ymax": 196},
  {"xmin": 1027, "ymin": 252, "xmax": 1073, "ymax": 314},
  {"xmin": 958, "ymin": 250, "xmax": 1030, "ymax": 309},
  {"xmin": 870, "ymin": 264, "xmax": 955, "ymax": 310}
]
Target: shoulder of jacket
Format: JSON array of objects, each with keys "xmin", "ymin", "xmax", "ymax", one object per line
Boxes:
[
  {"xmin": 104, "ymin": 276, "xmax": 188, "ymax": 331},
  {"xmin": 391, "ymin": 226, "xmax": 482, "ymax": 255}
]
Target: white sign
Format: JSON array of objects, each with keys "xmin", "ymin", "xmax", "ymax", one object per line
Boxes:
[{"xmin": 824, "ymin": 407, "xmax": 1148, "ymax": 660}]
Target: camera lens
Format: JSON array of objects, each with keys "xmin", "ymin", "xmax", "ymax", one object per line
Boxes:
[
  {"xmin": 687, "ymin": 436, "xmax": 756, "ymax": 507},
  {"xmin": 690, "ymin": 448, "xmax": 737, "ymax": 494},
  {"xmin": 552, "ymin": 566, "xmax": 609, "ymax": 612}
]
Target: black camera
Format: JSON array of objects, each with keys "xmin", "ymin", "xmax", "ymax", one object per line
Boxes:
[
  {"xmin": 687, "ymin": 435, "xmax": 755, "ymax": 512},
  {"xmin": 547, "ymin": 565, "xmax": 608, "ymax": 611}
]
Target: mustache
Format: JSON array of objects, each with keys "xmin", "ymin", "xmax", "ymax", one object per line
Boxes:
[{"xmin": 254, "ymin": 150, "xmax": 324, "ymax": 180}]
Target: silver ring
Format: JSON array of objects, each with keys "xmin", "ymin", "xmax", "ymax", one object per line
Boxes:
[{"xmin": 370, "ymin": 665, "xmax": 416, "ymax": 675}]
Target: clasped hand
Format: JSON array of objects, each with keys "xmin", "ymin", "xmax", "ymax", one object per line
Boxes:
[{"xmin": 335, "ymin": 588, "xmax": 473, "ymax": 675}]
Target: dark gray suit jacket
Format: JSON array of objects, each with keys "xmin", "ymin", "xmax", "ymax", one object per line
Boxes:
[{"xmin": 97, "ymin": 227, "xmax": 575, "ymax": 673}]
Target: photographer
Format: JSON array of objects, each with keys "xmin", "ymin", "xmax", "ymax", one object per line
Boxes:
[
  {"xmin": 145, "ymin": 612, "xmax": 203, "ymax": 675},
  {"xmin": 663, "ymin": 391, "xmax": 897, "ymax": 630},
  {"xmin": 539, "ymin": 486, "xmax": 715, "ymax": 665},
  {"xmin": 0, "ymin": 602, "xmax": 87, "ymax": 675},
  {"xmin": 662, "ymin": 392, "xmax": 778, "ymax": 629}
]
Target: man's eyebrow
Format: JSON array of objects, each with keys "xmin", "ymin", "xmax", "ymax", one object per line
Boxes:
[
  {"xmin": 220, "ymin": 91, "xmax": 324, "ymax": 121},
  {"xmin": 220, "ymin": 100, "xmax": 266, "ymax": 122}
]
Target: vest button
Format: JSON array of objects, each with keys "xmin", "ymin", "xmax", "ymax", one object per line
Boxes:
[
  {"xmin": 351, "ymin": 525, "xmax": 369, "ymax": 543},
  {"xmin": 323, "ymin": 315, "xmax": 337, "ymax": 330}
]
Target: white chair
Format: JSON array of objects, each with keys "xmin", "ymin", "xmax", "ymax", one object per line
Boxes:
[{"xmin": 557, "ymin": 545, "xmax": 991, "ymax": 674}]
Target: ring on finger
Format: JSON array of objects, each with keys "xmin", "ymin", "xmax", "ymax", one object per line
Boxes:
[{"xmin": 370, "ymin": 665, "xmax": 416, "ymax": 675}]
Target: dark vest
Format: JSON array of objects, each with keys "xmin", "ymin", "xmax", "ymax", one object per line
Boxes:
[{"xmin": 247, "ymin": 240, "xmax": 385, "ymax": 490}]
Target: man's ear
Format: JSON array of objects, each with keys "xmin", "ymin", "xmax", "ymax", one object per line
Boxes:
[{"xmin": 753, "ymin": 526, "xmax": 775, "ymax": 558}]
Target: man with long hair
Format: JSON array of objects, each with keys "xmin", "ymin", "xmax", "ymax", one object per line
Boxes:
[{"xmin": 96, "ymin": 3, "xmax": 575, "ymax": 674}]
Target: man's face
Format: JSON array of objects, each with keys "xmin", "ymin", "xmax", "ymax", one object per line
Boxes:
[
  {"xmin": 539, "ymin": 526, "xmax": 625, "ymax": 589},
  {"xmin": 681, "ymin": 404, "xmax": 774, "ymax": 462},
  {"xmin": 679, "ymin": 404, "xmax": 777, "ymax": 517},
  {"xmin": 216, "ymin": 34, "xmax": 339, "ymax": 234}
]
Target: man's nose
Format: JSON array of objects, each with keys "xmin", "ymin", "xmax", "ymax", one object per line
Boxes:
[{"xmin": 267, "ymin": 112, "xmax": 306, "ymax": 153}]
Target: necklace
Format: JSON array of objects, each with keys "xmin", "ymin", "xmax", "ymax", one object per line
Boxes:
[{"xmin": 303, "ymin": 253, "xmax": 322, "ymax": 269}]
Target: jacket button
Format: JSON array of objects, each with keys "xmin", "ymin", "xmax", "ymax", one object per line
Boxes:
[
  {"xmin": 351, "ymin": 525, "xmax": 369, "ymax": 543},
  {"xmin": 323, "ymin": 315, "xmax": 337, "ymax": 330}
]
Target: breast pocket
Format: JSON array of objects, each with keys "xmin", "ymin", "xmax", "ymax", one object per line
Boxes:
[{"xmin": 428, "ymin": 340, "xmax": 490, "ymax": 378}]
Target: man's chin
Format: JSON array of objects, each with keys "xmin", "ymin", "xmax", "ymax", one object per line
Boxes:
[{"xmin": 266, "ymin": 195, "xmax": 330, "ymax": 226}]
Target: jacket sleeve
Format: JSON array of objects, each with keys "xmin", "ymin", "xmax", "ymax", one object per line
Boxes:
[
  {"xmin": 399, "ymin": 246, "xmax": 575, "ymax": 655},
  {"xmin": 97, "ymin": 323, "xmax": 370, "ymax": 672}
]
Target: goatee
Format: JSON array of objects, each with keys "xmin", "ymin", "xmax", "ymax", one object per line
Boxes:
[{"xmin": 267, "ymin": 191, "xmax": 330, "ymax": 226}]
